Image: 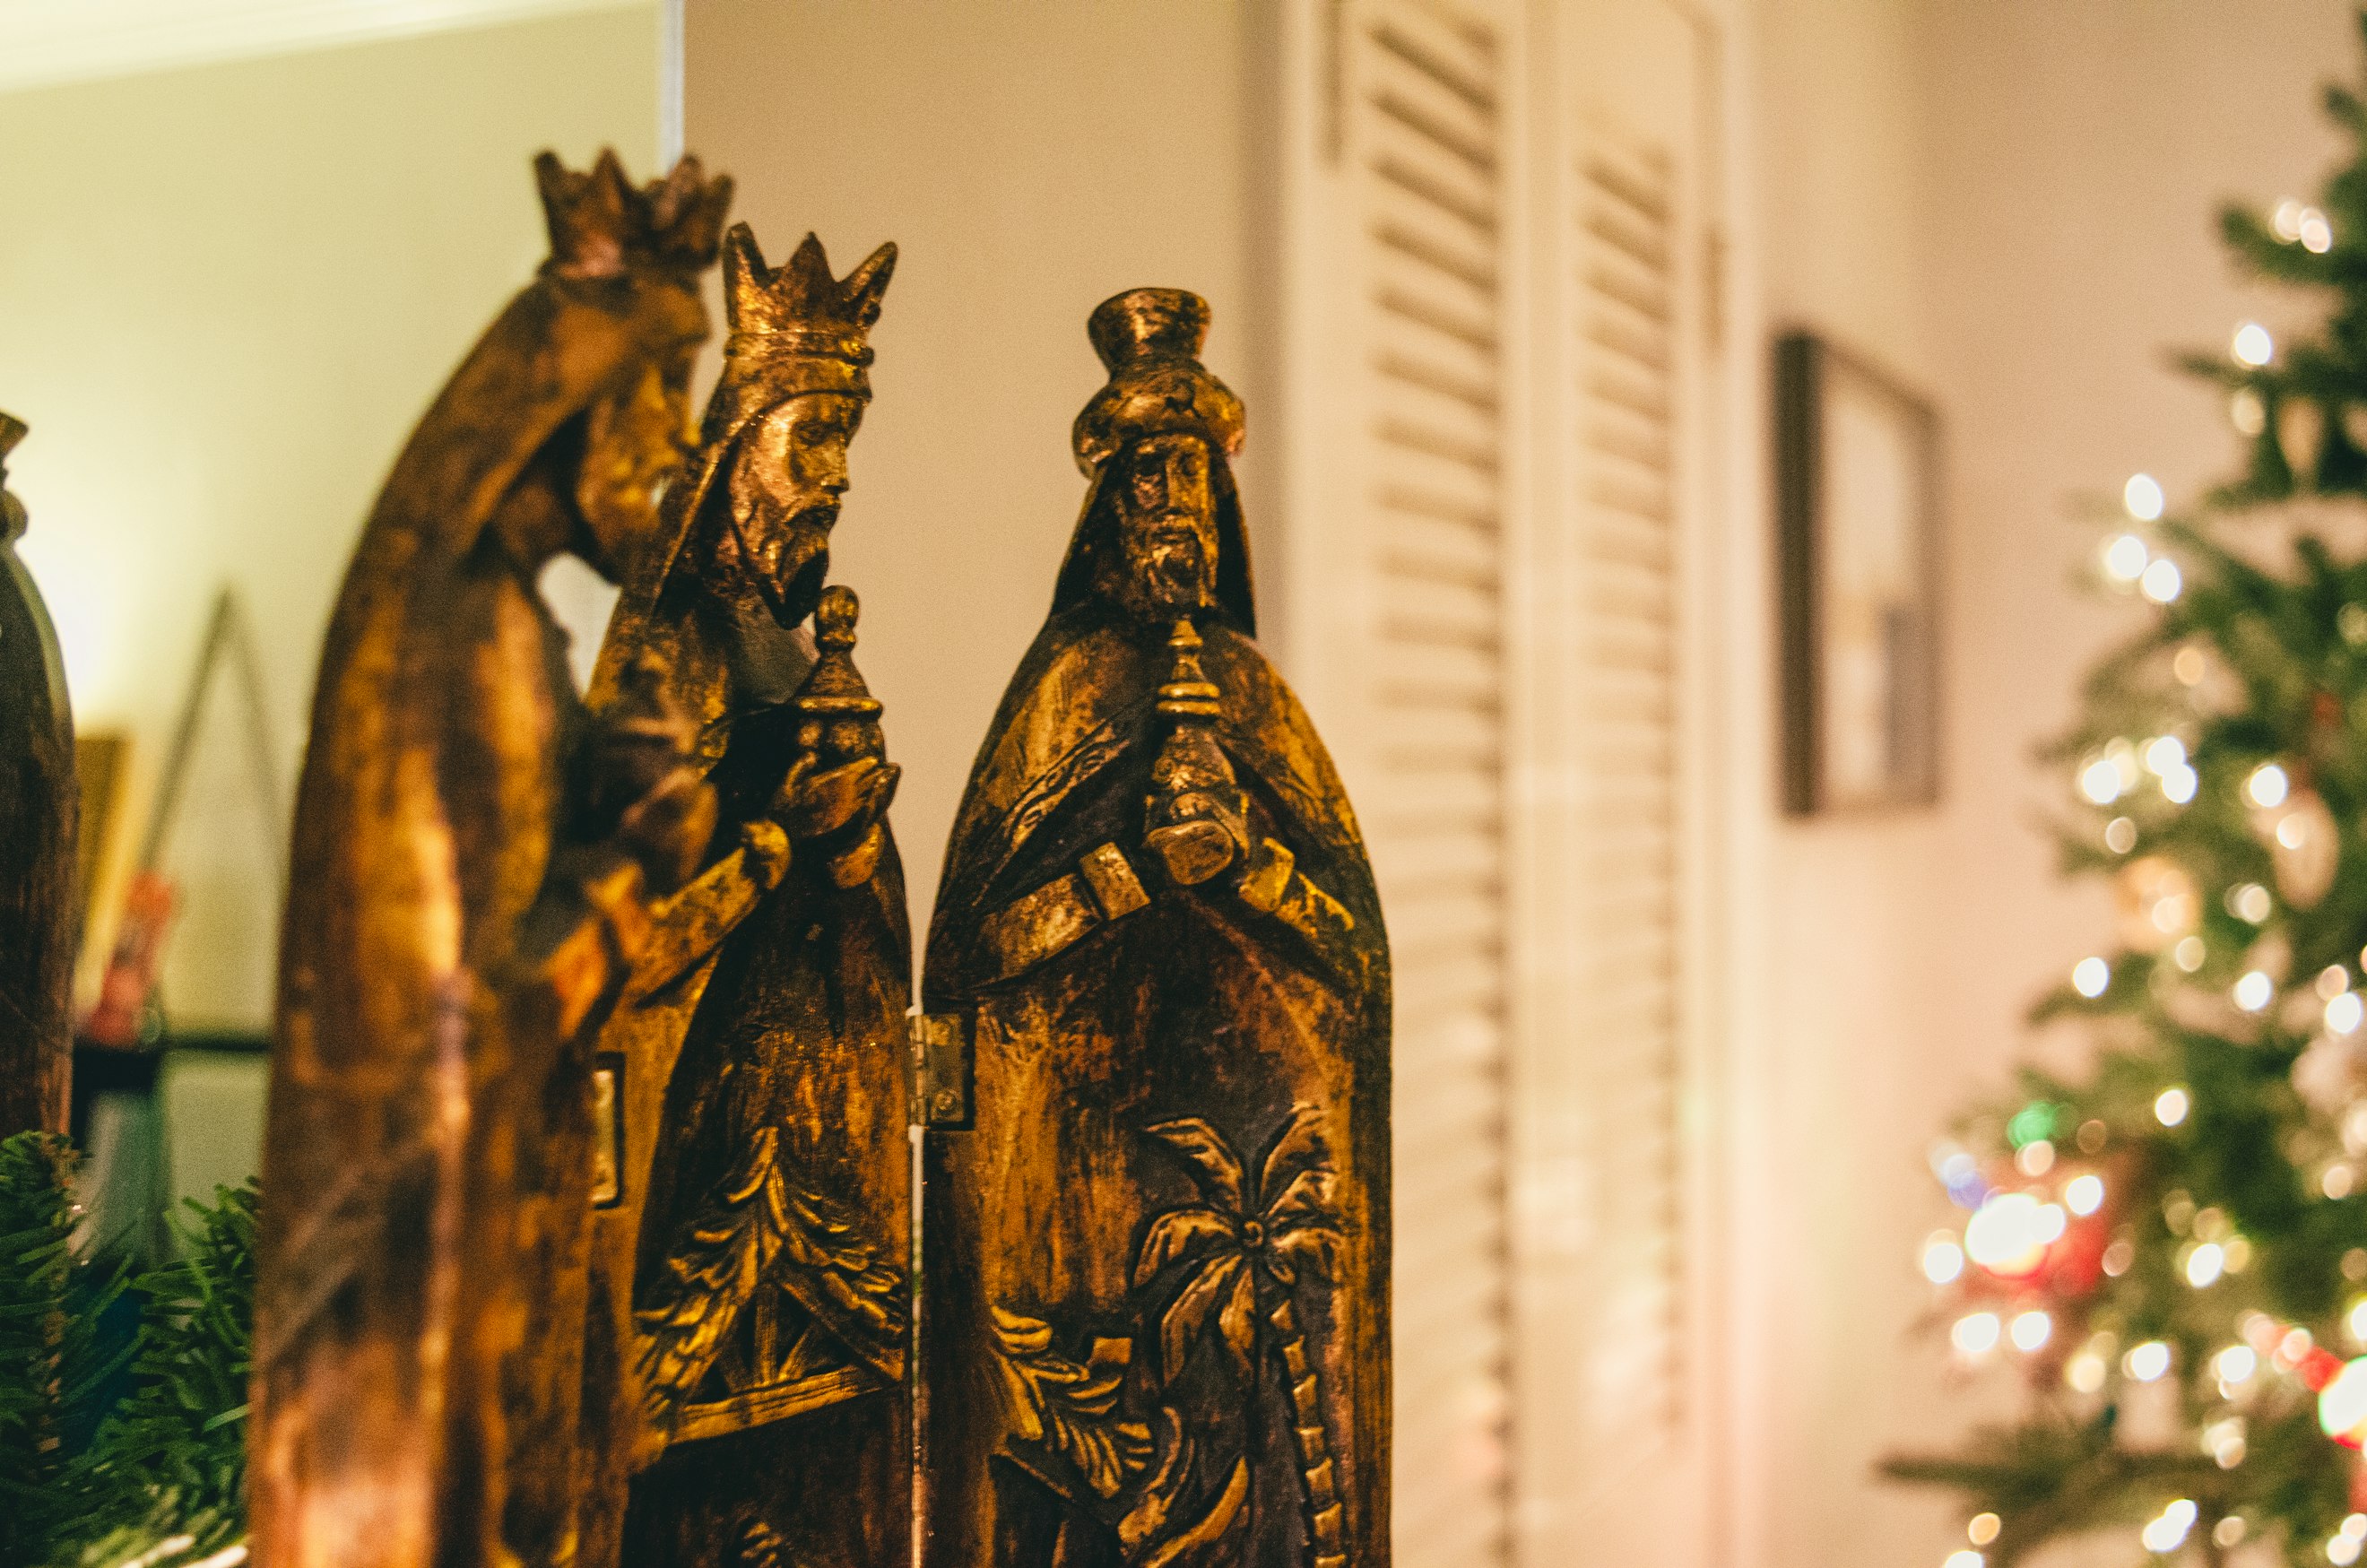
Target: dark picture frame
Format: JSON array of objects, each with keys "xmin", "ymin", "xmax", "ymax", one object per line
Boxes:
[{"xmin": 1775, "ymin": 331, "xmax": 1942, "ymax": 815}]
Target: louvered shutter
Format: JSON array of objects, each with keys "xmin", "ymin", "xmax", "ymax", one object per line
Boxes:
[
  {"xmin": 1505, "ymin": 3, "xmax": 1720, "ymax": 1562},
  {"xmin": 1344, "ymin": 4, "xmax": 1515, "ymax": 1565},
  {"xmin": 1574, "ymin": 106, "xmax": 1687, "ymax": 1434},
  {"xmin": 1274, "ymin": 4, "xmax": 1727, "ymax": 1562}
]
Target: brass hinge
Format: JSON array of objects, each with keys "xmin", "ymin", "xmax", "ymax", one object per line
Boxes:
[{"xmin": 910, "ymin": 1012, "xmax": 970, "ymax": 1129}]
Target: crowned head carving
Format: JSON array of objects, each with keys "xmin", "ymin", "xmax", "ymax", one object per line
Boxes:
[
  {"xmin": 517, "ymin": 152, "xmax": 732, "ymax": 581},
  {"xmin": 1062, "ymin": 290, "xmax": 1253, "ymax": 630},
  {"xmin": 534, "ymin": 149, "xmax": 733, "ymax": 282},
  {"xmin": 683, "ymin": 228, "xmax": 897, "ymax": 628},
  {"xmin": 722, "ymin": 226, "xmax": 897, "ymax": 388}
]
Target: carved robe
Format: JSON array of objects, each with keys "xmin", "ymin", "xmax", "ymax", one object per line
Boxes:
[
  {"xmin": 602, "ymin": 646, "xmax": 910, "ymax": 1568},
  {"xmin": 923, "ymin": 479, "xmax": 1392, "ymax": 1568},
  {"xmin": 578, "ymin": 230, "xmax": 910, "ymax": 1568},
  {"xmin": 0, "ymin": 413, "xmax": 74, "ymax": 1139},
  {"xmin": 252, "ymin": 154, "xmax": 722, "ymax": 1568},
  {"xmin": 577, "ymin": 610, "xmax": 912, "ymax": 1568}
]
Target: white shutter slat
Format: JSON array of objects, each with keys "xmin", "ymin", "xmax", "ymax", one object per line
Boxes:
[
  {"xmin": 1565, "ymin": 104, "xmax": 1688, "ymax": 1444},
  {"xmin": 1351, "ymin": 3, "xmax": 1513, "ymax": 1564}
]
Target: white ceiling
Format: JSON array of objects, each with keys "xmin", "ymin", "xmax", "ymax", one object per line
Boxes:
[{"xmin": 0, "ymin": 0, "xmax": 649, "ymax": 95}]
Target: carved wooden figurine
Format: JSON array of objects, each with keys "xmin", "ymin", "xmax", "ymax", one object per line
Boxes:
[
  {"xmin": 921, "ymin": 291, "xmax": 1392, "ymax": 1568},
  {"xmin": 0, "ymin": 413, "xmax": 75, "ymax": 1139},
  {"xmin": 577, "ymin": 227, "xmax": 908, "ymax": 1568},
  {"xmin": 249, "ymin": 151, "xmax": 731, "ymax": 1568}
]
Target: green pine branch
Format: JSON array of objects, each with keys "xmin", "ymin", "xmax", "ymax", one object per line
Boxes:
[
  {"xmin": 0, "ymin": 1133, "xmax": 128, "ymax": 1568},
  {"xmin": 65, "ymin": 1183, "xmax": 256, "ymax": 1564},
  {"xmin": 0, "ymin": 1132, "xmax": 256, "ymax": 1567}
]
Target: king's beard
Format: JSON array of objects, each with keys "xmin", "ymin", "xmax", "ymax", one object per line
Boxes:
[
  {"xmin": 726, "ymin": 496, "xmax": 835, "ymax": 628},
  {"xmin": 1115, "ymin": 514, "xmax": 1216, "ymax": 624}
]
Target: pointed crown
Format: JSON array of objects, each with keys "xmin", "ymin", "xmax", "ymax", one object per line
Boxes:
[
  {"xmin": 533, "ymin": 149, "xmax": 733, "ymax": 281},
  {"xmin": 724, "ymin": 227, "xmax": 897, "ymax": 368}
]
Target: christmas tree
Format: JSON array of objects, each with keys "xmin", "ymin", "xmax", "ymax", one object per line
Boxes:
[{"xmin": 1888, "ymin": 15, "xmax": 2367, "ymax": 1565}]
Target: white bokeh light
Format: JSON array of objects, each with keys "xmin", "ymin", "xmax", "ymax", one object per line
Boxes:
[{"xmin": 2124, "ymin": 473, "xmax": 2165, "ymax": 521}]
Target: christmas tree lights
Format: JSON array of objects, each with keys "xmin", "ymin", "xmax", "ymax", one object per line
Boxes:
[{"xmin": 1886, "ymin": 16, "xmax": 2367, "ymax": 1564}]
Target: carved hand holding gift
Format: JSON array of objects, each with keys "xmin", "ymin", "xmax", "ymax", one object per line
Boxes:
[
  {"xmin": 576, "ymin": 226, "xmax": 909, "ymax": 1568},
  {"xmin": 921, "ymin": 290, "xmax": 1392, "ymax": 1568},
  {"xmin": 0, "ymin": 413, "xmax": 75, "ymax": 1139},
  {"xmin": 249, "ymin": 150, "xmax": 732, "ymax": 1568}
]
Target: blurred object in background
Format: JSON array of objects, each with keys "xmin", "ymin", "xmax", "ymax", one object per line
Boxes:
[
  {"xmin": 72, "ymin": 730, "xmax": 124, "ymax": 943},
  {"xmin": 75, "ymin": 589, "xmax": 282, "ymax": 1271},
  {"xmin": 82, "ymin": 587, "xmax": 282, "ymax": 1053},
  {"xmin": 0, "ymin": 2, "xmax": 663, "ymax": 1282}
]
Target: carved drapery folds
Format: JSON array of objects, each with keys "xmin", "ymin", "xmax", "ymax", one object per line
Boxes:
[{"xmin": 920, "ymin": 290, "xmax": 1392, "ymax": 1568}]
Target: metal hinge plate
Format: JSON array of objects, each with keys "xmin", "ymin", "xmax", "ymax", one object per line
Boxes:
[{"xmin": 910, "ymin": 1011, "xmax": 971, "ymax": 1129}]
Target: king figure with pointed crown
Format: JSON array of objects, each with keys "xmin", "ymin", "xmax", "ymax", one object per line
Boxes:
[
  {"xmin": 921, "ymin": 290, "xmax": 1392, "ymax": 1567},
  {"xmin": 575, "ymin": 223, "xmax": 910, "ymax": 1568},
  {"xmin": 250, "ymin": 149, "xmax": 731, "ymax": 1568}
]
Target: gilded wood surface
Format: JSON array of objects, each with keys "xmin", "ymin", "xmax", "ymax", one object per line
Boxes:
[
  {"xmin": 920, "ymin": 291, "xmax": 1392, "ymax": 1568},
  {"xmin": 0, "ymin": 412, "xmax": 75, "ymax": 1139},
  {"xmin": 249, "ymin": 152, "xmax": 731, "ymax": 1568},
  {"xmin": 576, "ymin": 228, "xmax": 910, "ymax": 1568}
]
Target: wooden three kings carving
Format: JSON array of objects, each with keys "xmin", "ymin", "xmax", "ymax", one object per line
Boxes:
[{"xmin": 0, "ymin": 152, "xmax": 1390, "ymax": 1568}]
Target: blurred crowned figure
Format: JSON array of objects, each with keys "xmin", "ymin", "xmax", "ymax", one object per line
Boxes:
[
  {"xmin": 577, "ymin": 228, "xmax": 907, "ymax": 1568},
  {"xmin": 922, "ymin": 291, "xmax": 1392, "ymax": 1568},
  {"xmin": 251, "ymin": 152, "xmax": 731, "ymax": 1568},
  {"xmin": 0, "ymin": 413, "xmax": 74, "ymax": 1140}
]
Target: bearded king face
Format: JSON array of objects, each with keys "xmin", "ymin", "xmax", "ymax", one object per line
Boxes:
[
  {"xmin": 572, "ymin": 345, "xmax": 700, "ymax": 584},
  {"xmin": 1111, "ymin": 431, "xmax": 1218, "ymax": 622},
  {"xmin": 723, "ymin": 391, "xmax": 866, "ymax": 625}
]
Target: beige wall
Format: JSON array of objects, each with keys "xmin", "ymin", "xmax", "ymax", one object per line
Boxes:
[
  {"xmin": 0, "ymin": 6, "xmax": 660, "ymax": 1028},
  {"xmin": 1738, "ymin": 3, "xmax": 2357, "ymax": 1565},
  {"xmin": 682, "ymin": 0, "xmax": 1255, "ymax": 931},
  {"xmin": 1736, "ymin": 0, "xmax": 1964, "ymax": 1559}
]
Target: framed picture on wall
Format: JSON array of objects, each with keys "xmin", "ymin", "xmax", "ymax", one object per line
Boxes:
[{"xmin": 1775, "ymin": 331, "xmax": 1942, "ymax": 815}]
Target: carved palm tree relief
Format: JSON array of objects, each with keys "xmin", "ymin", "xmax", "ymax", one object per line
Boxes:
[
  {"xmin": 1135, "ymin": 1105, "xmax": 1350, "ymax": 1568},
  {"xmin": 984, "ymin": 1105, "xmax": 1352, "ymax": 1567}
]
